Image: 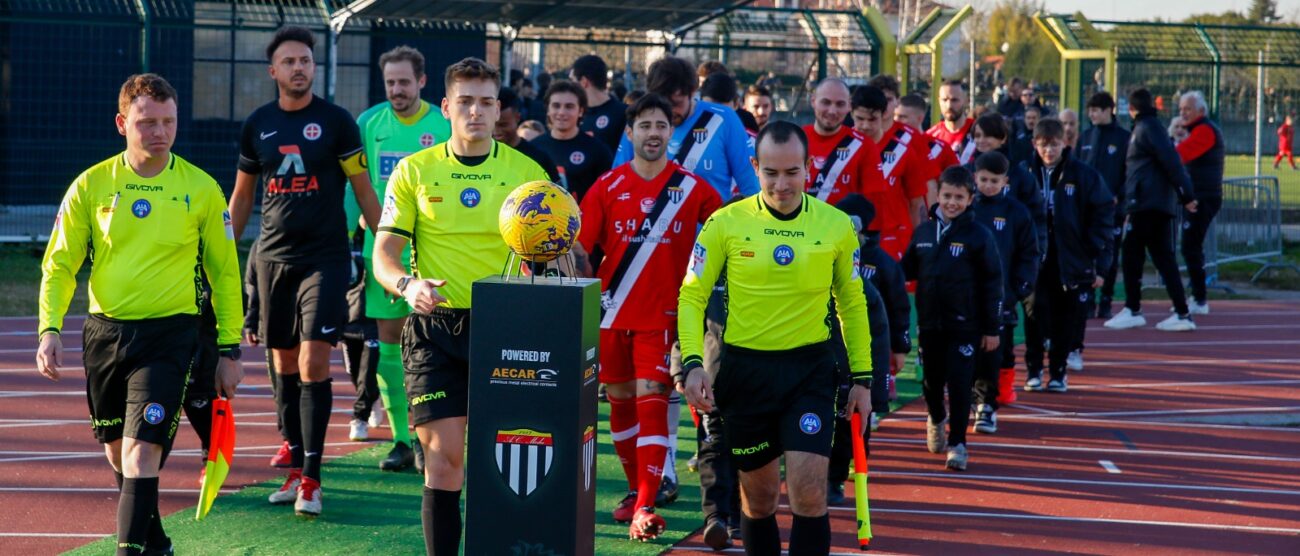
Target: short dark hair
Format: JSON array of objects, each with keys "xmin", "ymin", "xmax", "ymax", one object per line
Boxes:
[
  {"xmin": 746, "ymin": 85, "xmax": 772, "ymax": 100},
  {"xmin": 266, "ymin": 26, "xmax": 315, "ymax": 62},
  {"xmin": 647, "ymin": 56, "xmax": 696, "ymax": 97},
  {"xmin": 1009, "ymin": 77, "xmax": 1024, "ymax": 87},
  {"xmin": 697, "ymin": 60, "xmax": 729, "ymax": 79},
  {"xmin": 571, "ymin": 54, "xmax": 609, "ymax": 89},
  {"xmin": 974, "ymin": 113, "xmax": 1008, "ymax": 141},
  {"xmin": 378, "ymin": 45, "xmax": 425, "ymax": 78},
  {"xmin": 1024, "ymin": 104, "xmax": 1042, "ymax": 116},
  {"xmin": 866, "ymin": 74, "xmax": 901, "ymax": 99},
  {"xmin": 1129, "ymin": 88, "xmax": 1156, "ymax": 115},
  {"xmin": 444, "ymin": 57, "xmax": 500, "ymax": 95},
  {"xmin": 699, "ymin": 72, "xmax": 738, "ymax": 104},
  {"xmin": 1033, "ymin": 117, "xmax": 1066, "ymax": 142},
  {"xmin": 851, "ymin": 85, "xmax": 888, "ymax": 113},
  {"xmin": 497, "ymin": 86, "xmax": 520, "ymax": 112},
  {"xmin": 626, "ymin": 92, "xmax": 674, "ymax": 125},
  {"xmin": 940, "ymin": 79, "xmax": 967, "ymax": 92},
  {"xmin": 939, "ymin": 165, "xmax": 976, "ymax": 194},
  {"xmin": 898, "ymin": 93, "xmax": 928, "ymax": 112},
  {"xmin": 544, "ymin": 80, "xmax": 588, "ymax": 114},
  {"xmin": 754, "ymin": 120, "xmax": 808, "ymax": 161},
  {"xmin": 974, "ymin": 151, "xmax": 1010, "ymax": 176},
  {"xmin": 118, "ymin": 73, "xmax": 178, "ymax": 115},
  {"xmin": 623, "ymin": 89, "xmax": 646, "ymax": 105},
  {"xmin": 1086, "ymin": 91, "xmax": 1116, "ymax": 111}
]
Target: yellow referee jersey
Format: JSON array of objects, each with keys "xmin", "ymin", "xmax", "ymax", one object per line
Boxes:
[
  {"xmin": 377, "ymin": 141, "xmax": 549, "ymax": 308},
  {"xmin": 39, "ymin": 153, "xmax": 244, "ymax": 347},
  {"xmin": 678, "ymin": 193, "xmax": 872, "ymax": 380}
]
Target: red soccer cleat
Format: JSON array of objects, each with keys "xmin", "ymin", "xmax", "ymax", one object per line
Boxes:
[
  {"xmin": 270, "ymin": 441, "xmax": 292, "ymax": 468},
  {"xmin": 629, "ymin": 507, "xmax": 666, "ymax": 541},
  {"xmin": 612, "ymin": 491, "xmax": 637, "ymax": 523}
]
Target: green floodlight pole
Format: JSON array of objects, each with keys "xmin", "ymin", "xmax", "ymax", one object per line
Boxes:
[
  {"xmin": 1033, "ymin": 13, "xmax": 1114, "ymax": 115},
  {"xmin": 860, "ymin": 6, "xmax": 896, "ymax": 80},
  {"xmin": 800, "ymin": 10, "xmax": 829, "ymax": 82},
  {"xmin": 912, "ymin": 5, "xmax": 972, "ymax": 127},
  {"xmin": 898, "ymin": 7, "xmax": 942, "ymax": 98}
]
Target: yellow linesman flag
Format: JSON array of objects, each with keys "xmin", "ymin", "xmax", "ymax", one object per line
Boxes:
[{"xmin": 196, "ymin": 398, "xmax": 236, "ymax": 520}]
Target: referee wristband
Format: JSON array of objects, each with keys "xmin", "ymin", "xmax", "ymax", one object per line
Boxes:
[
  {"xmin": 677, "ymin": 359, "xmax": 704, "ymax": 385},
  {"xmin": 39, "ymin": 328, "xmax": 60, "ymax": 338},
  {"xmin": 852, "ymin": 376, "xmax": 873, "ymax": 389}
]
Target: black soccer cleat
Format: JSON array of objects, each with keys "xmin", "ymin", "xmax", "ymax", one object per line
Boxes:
[{"xmin": 380, "ymin": 441, "xmax": 414, "ymax": 471}]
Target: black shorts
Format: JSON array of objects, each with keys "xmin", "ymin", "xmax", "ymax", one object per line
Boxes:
[
  {"xmin": 402, "ymin": 308, "xmax": 471, "ymax": 425},
  {"xmin": 714, "ymin": 341, "xmax": 837, "ymax": 472},
  {"xmin": 82, "ymin": 314, "xmax": 198, "ymax": 445},
  {"xmin": 256, "ymin": 258, "xmax": 350, "ymax": 349},
  {"xmin": 186, "ymin": 319, "xmax": 219, "ymax": 405}
]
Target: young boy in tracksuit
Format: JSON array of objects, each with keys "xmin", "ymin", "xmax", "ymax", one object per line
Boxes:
[
  {"xmin": 837, "ymin": 194, "xmax": 911, "ymax": 419},
  {"xmin": 902, "ymin": 166, "xmax": 1003, "ymax": 471},
  {"xmin": 1022, "ymin": 118, "xmax": 1115, "ymax": 393},
  {"xmin": 970, "ymin": 152, "xmax": 1040, "ymax": 433}
]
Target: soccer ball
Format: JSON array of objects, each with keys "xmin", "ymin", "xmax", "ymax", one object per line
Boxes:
[{"xmin": 498, "ymin": 181, "xmax": 581, "ymax": 262}]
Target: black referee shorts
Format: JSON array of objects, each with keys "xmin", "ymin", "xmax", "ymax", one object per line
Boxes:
[
  {"xmin": 186, "ymin": 314, "xmax": 219, "ymax": 405},
  {"xmin": 402, "ymin": 308, "xmax": 471, "ymax": 426},
  {"xmin": 82, "ymin": 314, "xmax": 198, "ymax": 446},
  {"xmin": 714, "ymin": 341, "xmax": 837, "ymax": 472},
  {"xmin": 256, "ymin": 258, "xmax": 349, "ymax": 349}
]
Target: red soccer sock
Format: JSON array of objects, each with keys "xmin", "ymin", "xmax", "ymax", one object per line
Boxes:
[
  {"xmin": 634, "ymin": 393, "xmax": 670, "ymax": 510},
  {"xmin": 607, "ymin": 395, "xmax": 640, "ymax": 492}
]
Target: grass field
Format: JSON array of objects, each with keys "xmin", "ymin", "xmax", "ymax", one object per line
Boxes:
[
  {"xmin": 63, "ymin": 369, "xmax": 925, "ymax": 556},
  {"xmin": 1225, "ymin": 155, "xmax": 1300, "ymax": 208}
]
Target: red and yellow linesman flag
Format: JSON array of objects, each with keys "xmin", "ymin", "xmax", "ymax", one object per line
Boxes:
[
  {"xmin": 196, "ymin": 398, "xmax": 236, "ymax": 520},
  {"xmin": 850, "ymin": 412, "xmax": 872, "ymax": 549}
]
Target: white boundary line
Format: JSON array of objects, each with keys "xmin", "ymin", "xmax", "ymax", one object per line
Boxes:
[
  {"xmin": 0, "ymin": 487, "xmax": 239, "ymax": 494},
  {"xmin": 1069, "ymin": 378, "xmax": 1300, "ymax": 390},
  {"xmin": 806, "ymin": 505, "xmax": 1300, "ymax": 535},
  {"xmin": 869, "ymin": 471, "xmax": 1300, "ymax": 496},
  {"xmin": 1084, "ymin": 340, "xmax": 1300, "ymax": 347},
  {"xmin": 868, "ymin": 438, "xmax": 1300, "ymax": 463},
  {"xmin": 1087, "ymin": 324, "xmax": 1299, "ymax": 332},
  {"xmin": 1081, "ymin": 357, "xmax": 1300, "ymax": 367},
  {"xmin": 0, "ymin": 532, "xmax": 111, "ymax": 538},
  {"xmin": 1098, "ymin": 460, "xmax": 1122, "ymax": 474}
]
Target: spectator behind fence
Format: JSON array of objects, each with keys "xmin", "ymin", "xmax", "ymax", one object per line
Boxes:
[
  {"xmin": 1276, "ymin": 115, "xmax": 1296, "ymax": 170},
  {"xmin": 1174, "ymin": 91, "xmax": 1224, "ymax": 314}
]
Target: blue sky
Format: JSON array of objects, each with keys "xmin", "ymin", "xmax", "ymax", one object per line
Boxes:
[{"xmin": 1040, "ymin": 0, "xmax": 1300, "ymax": 22}]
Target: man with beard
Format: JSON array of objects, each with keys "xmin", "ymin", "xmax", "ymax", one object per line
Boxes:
[
  {"xmin": 927, "ymin": 80, "xmax": 977, "ymax": 166},
  {"xmin": 228, "ymin": 25, "xmax": 383, "ymax": 517}
]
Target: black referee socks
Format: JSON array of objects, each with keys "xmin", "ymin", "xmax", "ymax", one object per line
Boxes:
[
  {"xmin": 300, "ymin": 378, "xmax": 333, "ymax": 481},
  {"xmin": 789, "ymin": 512, "xmax": 831, "ymax": 556},
  {"xmin": 113, "ymin": 471, "xmax": 169, "ymax": 553},
  {"xmin": 277, "ymin": 373, "xmax": 305, "ymax": 469},
  {"xmin": 740, "ymin": 513, "xmax": 781, "ymax": 556},
  {"xmin": 116, "ymin": 477, "xmax": 157, "ymax": 556},
  {"xmin": 422, "ymin": 487, "xmax": 463, "ymax": 556}
]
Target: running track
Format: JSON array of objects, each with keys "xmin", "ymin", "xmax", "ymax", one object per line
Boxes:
[
  {"xmin": 2, "ymin": 301, "xmax": 1299, "ymax": 554},
  {"xmin": 670, "ymin": 300, "xmax": 1300, "ymax": 555}
]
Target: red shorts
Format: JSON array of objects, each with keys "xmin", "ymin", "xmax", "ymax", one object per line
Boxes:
[
  {"xmin": 599, "ymin": 328, "xmax": 673, "ymax": 385},
  {"xmin": 879, "ymin": 224, "xmax": 914, "ymax": 262}
]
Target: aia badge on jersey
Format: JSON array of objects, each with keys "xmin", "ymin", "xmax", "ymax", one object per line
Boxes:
[
  {"xmin": 132, "ymin": 199, "xmax": 151, "ymax": 218},
  {"xmin": 303, "ymin": 123, "xmax": 322, "ymax": 141},
  {"xmin": 773, "ymin": 244, "xmax": 795, "ymax": 266},
  {"xmin": 949, "ymin": 242, "xmax": 965, "ymax": 257},
  {"xmin": 799, "ymin": 413, "xmax": 821, "ymax": 435},
  {"xmin": 993, "ymin": 217, "xmax": 1007, "ymax": 231},
  {"xmin": 569, "ymin": 151, "xmax": 585, "ymax": 165},
  {"xmin": 143, "ymin": 403, "xmax": 165, "ymax": 425},
  {"xmin": 495, "ymin": 428, "xmax": 553, "ymax": 499},
  {"xmin": 692, "ymin": 127, "xmax": 708, "ymax": 143},
  {"xmin": 461, "ymin": 188, "xmax": 481, "ymax": 208},
  {"xmin": 1063, "ymin": 184, "xmax": 1076, "ymax": 197}
]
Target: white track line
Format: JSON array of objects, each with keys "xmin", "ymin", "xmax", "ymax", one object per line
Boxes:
[
  {"xmin": 1007, "ymin": 405, "xmax": 1300, "ymax": 419},
  {"xmin": 669, "ymin": 549, "xmax": 902, "ymax": 556},
  {"xmin": 0, "ymin": 532, "xmax": 111, "ymax": 538},
  {"xmin": 869, "ymin": 438, "xmax": 1300, "ymax": 463},
  {"xmin": 1088, "ymin": 324, "xmax": 1299, "ymax": 332},
  {"xmin": 1069, "ymin": 378, "xmax": 1300, "ymax": 390},
  {"xmin": 869, "ymin": 471, "xmax": 1300, "ymax": 496},
  {"xmin": 1098, "ymin": 460, "xmax": 1122, "ymax": 474},
  {"xmin": 0, "ymin": 487, "xmax": 239, "ymax": 494},
  {"xmin": 1082, "ymin": 357, "xmax": 1300, "ymax": 367},
  {"xmin": 805, "ymin": 505, "xmax": 1300, "ymax": 535},
  {"xmin": 1085, "ymin": 340, "xmax": 1300, "ymax": 347}
]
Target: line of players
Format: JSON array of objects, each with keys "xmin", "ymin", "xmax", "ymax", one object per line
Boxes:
[{"xmin": 47, "ymin": 23, "xmax": 1136, "ymax": 554}]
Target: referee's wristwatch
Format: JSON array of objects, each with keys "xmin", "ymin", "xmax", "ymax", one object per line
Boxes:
[
  {"xmin": 219, "ymin": 346, "xmax": 242, "ymax": 361},
  {"xmin": 395, "ymin": 275, "xmax": 414, "ymax": 296},
  {"xmin": 852, "ymin": 376, "xmax": 873, "ymax": 389}
]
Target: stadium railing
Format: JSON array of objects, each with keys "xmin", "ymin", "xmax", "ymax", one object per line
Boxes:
[{"xmin": 1210, "ymin": 176, "xmax": 1299, "ymax": 283}]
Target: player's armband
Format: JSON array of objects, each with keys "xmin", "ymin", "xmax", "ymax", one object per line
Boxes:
[{"xmin": 340, "ymin": 149, "xmax": 368, "ymax": 177}]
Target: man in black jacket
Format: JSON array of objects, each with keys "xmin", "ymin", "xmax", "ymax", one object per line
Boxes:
[
  {"xmin": 1025, "ymin": 118, "xmax": 1114, "ymax": 393},
  {"xmin": 1079, "ymin": 92, "xmax": 1130, "ymax": 319},
  {"xmin": 1175, "ymin": 91, "xmax": 1224, "ymax": 315},
  {"xmin": 1104, "ymin": 89, "xmax": 1199, "ymax": 332}
]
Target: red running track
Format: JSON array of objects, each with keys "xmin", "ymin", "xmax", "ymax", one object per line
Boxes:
[
  {"xmin": 0, "ymin": 315, "xmax": 386, "ymax": 555},
  {"xmin": 668, "ymin": 300, "xmax": 1300, "ymax": 555}
]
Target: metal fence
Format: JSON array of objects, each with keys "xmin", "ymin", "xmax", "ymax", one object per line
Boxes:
[{"xmin": 1210, "ymin": 176, "xmax": 1298, "ymax": 282}]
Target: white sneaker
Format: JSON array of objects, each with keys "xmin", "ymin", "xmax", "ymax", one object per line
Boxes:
[
  {"xmin": 269, "ymin": 469, "xmax": 302, "ymax": 504},
  {"xmin": 368, "ymin": 399, "xmax": 385, "ymax": 428},
  {"xmin": 349, "ymin": 418, "xmax": 369, "ymax": 441},
  {"xmin": 1067, "ymin": 350, "xmax": 1083, "ymax": 372},
  {"xmin": 295, "ymin": 477, "xmax": 322, "ymax": 516},
  {"xmin": 1187, "ymin": 300, "xmax": 1210, "ymax": 315},
  {"xmin": 1104, "ymin": 308, "xmax": 1147, "ymax": 329},
  {"xmin": 1156, "ymin": 313, "xmax": 1196, "ymax": 332}
]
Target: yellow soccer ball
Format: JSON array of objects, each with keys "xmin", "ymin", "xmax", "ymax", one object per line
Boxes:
[{"xmin": 498, "ymin": 181, "xmax": 581, "ymax": 262}]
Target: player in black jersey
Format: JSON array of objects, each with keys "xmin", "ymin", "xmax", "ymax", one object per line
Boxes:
[
  {"xmin": 572, "ymin": 54, "xmax": 627, "ymax": 154},
  {"xmin": 532, "ymin": 80, "xmax": 614, "ymax": 201},
  {"xmin": 227, "ymin": 26, "xmax": 382, "ymax": 517},
  {"xmin": 494, "ymin": 87, "xmax": 561, "ymax": 183}
]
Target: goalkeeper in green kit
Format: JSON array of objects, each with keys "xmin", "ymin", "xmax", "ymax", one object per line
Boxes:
[{"xmin": 347, "ymin": 46, "xmax": 451, "ymax": 472}]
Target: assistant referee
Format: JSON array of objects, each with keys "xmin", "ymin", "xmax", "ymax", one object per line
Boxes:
[
  {"xmin": 36, "ymin": 74, "xmax": 244, "ymax": 556},
  {"xmin": 678, "ymin": 121, "xmax": 873, "ymax": 556}
]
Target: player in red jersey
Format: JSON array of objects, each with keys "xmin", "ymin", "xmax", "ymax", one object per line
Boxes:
[
  {"xmin": 868, "ymin": 76, "xmax": 942, "ymax": 209},
  {"xmin": 802, "ymin": 78, "xmax": 885, "ymax": 206},
  {"xmin": 927, "ymin": 80, "xmax": 977, "ymax": 167},
  {"xmin": 575, "ymin": 93, "xmax": 723, "ymax": 541},
  {"xmin": 851, "ymin": 85, "xmax": 931, "ymax": 260},
  {"xmin": 898, "ymin": 93, "xmax": 961, "ymax": 181}
]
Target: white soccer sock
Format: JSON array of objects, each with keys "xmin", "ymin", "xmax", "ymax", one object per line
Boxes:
[{"xmin": 662, "ymin": 392, "xmax": 682, "ymax": 482}]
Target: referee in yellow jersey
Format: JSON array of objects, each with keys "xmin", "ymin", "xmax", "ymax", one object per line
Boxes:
[
  {"xmin": 35, "ymin": 74, "xmax": 244, "ymax": 556},
  {"xmin": 678, "ymin": 121, "xmax": 872, "ymax": 556},
  {"xmin": 372, "ymin": 58, "xmax": 548, "ymax": 556}
]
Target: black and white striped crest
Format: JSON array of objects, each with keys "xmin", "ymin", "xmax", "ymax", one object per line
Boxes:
[
  {"xmin": 495, "ymin": 429, "xmax": 554, "ymax": 499},
  {"xmin": 582, "ymin": 426, "xmax": 595, "ymax": 491}
]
